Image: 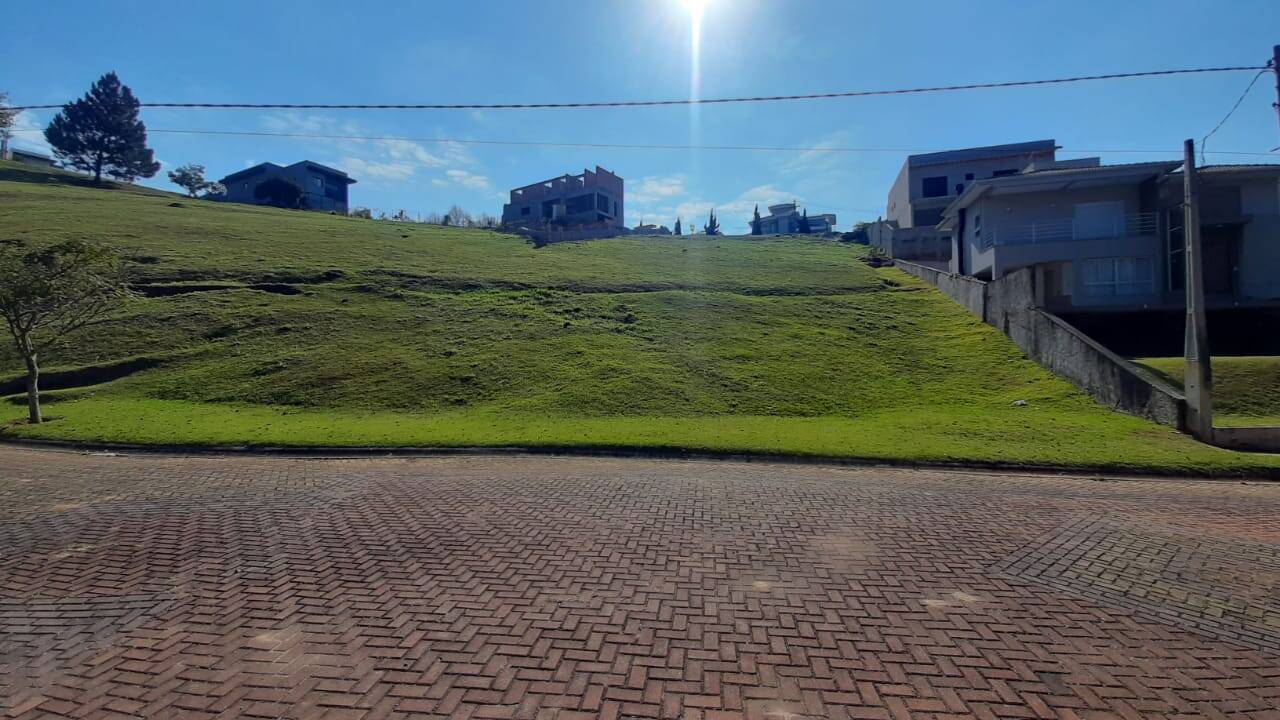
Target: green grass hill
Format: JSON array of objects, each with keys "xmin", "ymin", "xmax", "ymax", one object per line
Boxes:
[{"xmin": 1, "ymin": 160, "xmax": 1276, "ymax": 474}]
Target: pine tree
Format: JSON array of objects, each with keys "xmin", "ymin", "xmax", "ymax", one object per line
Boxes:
[
  {"xmin": 44, "ymin": 72, "xmax": 159, "ymax": 184},
  {"xmin": 673, "ymin": 217, "xmax": 682, "ymax": 236},
  {"xmin": 750, "ymin": 204, "xmax": 762, "ymax": 235},
  {"xmin": 703, "ymin": 210, "xmax": 720, "ymax": 236},
  {"xmin": 798, "ymin": 208, "xmax": 811, "ymax": 234}
]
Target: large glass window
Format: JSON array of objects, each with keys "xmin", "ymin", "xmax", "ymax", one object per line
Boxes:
[
  {"xmin": 921, "ymin": 176, "xmax": 948, "ymax": 198},
  {"xmin": 1082, "ymin": 257, "xmax": 1154, "ymax": 296}
]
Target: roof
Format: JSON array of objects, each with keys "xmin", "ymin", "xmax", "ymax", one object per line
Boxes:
[
  {"xmin": 220, "ymin": 160, "xmax": 356, "ymax": 185},
  {"xmin": 938, "ymin": 160, "xmax": 1182, "ymax": 227},
  {"xmin": 1167, "ymin": 164, "xmax": 1280, "ymax": 178},
  {"xmin": 907, "ymin": 139, "xmax": 1057, "ymax": 169},
  {"xmin": 11, "ymin": 148, "xmax": 55, "ymax": 161},
  {"xmin": 291, "ymin": 161, "xmax": 356, "ymax": 183}
]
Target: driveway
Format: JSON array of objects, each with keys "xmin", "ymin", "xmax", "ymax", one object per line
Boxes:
[{"xmin": 1, "ymin": 447, "xmax": 1277, "ymax": 719}]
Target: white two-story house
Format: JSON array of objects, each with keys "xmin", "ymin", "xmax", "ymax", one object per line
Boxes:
[{"xmin": 936, "ymin": 158, "xmax": 1280, "ymax": 313}]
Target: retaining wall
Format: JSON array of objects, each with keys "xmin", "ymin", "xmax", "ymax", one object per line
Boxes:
[
  {"xmin": 1212, "ymin": 427, "xmax": 1280, "ymax": 453},
  {"xmin": 893, "ymin": 260, "xmax": 987, "ymax": 319},
  {"xmin": 893, "ymin": 260, "xmax": 1187, "ymax": 429}
]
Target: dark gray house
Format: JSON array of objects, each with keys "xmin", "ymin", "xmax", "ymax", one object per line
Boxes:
[
  {"xmin": 217, "ymin": 161, "xmax": 356, "ymax": 213},
  {"xmin": 501, "ymin": 166, "xmax": 624, "ymax": 228}
]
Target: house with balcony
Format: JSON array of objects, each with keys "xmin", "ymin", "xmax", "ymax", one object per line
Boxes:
[
  {"xmin": 501, "ymin": 166, "xmax": 623, "ymax": 228},
  {"xmin": 937, "ymin": 159, "xmax": 1280, "ymax": 313},
  {"xmin": 217, "ymin": 161, "xmax": 356, "ymax": 213}
]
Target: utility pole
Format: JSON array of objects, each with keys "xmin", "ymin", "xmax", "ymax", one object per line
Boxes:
[
  {"xmin": 1182, "ymin": 139, "xmax": 1213, "ymax": 441},
  {"xmin": 1272, "ymin": 45, "xmax": 1280, "ymax": 144}
]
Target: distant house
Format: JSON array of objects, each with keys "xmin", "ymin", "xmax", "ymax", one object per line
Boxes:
[
  {"xmin": 4, "ymin": 148, "xmax": 58, "ymax": 168},
  {"xmin": 502, "ymin": 166, "xmax": 624, "ymax": 228},
  {"xmin": 887, "ymin": 140, "xmax": 1059, "ymax": 229},
  {"xmin": 633, "ymin": 223, "xmax": 671, "ymax": 235},
  {"xmin": 216, "ymin": 161, "xmax": 356, "ymax": 213},
  {"xmin": 754, "ymin": 203, "xmax": 836, "ymax": 234}
]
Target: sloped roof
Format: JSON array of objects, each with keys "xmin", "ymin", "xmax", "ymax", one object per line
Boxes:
[
  {"xmin": 938, "ymin": 160, "xmax": 1182, "ymax": 226},
  {"xmin": 220, "ymin": 160, "xmax": 356, "ymax": 185}
]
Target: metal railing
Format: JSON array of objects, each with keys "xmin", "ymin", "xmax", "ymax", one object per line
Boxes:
[{"xmin": 980, "ymin": 211, "xmax": 1158, "ymax": 248}]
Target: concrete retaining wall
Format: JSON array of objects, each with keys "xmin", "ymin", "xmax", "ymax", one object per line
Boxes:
[
  {"xmin": 893, "ymin": 260, "xmax": 988, "ymax": 319},
  {"xmin": 893, "ymin": 260, "xmax": 1187, "ymax": 429},
  {"xmin": 1212, "ymin": 427, "xmax": 1280, "ymax": 453}
]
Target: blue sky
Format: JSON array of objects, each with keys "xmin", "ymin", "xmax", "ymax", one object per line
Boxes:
[{"xmin": 5, "ymin": 1, "xmax": 1279, "ymax": 233}]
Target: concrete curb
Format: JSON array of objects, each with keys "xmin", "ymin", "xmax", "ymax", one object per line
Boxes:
[{"xmin": 2, "ymin": 437, "xmax": 1276, "ymax": 482}]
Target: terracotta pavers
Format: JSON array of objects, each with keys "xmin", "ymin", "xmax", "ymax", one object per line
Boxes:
[{"xmin": 1, "ymin": 448, "xmax": 1277, "ymax": 719}]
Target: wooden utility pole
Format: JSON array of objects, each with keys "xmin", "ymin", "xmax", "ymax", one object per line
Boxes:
[{"xmin": 1182, "ymin": 139, "xmax": 1213, "ymax": 440}]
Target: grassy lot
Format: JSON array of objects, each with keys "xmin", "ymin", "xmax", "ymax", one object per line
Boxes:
[
  {"xmin": 1, "ymin": 161, "xmax": 1277, "ymax": 474},
  {"xmin": 1137, "ymin": 356, "xmax": 1280, "ymax": 427}
]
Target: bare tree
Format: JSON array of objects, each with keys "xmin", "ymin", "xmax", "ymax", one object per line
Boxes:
[
  {"xmin": 447, "ymin": 204, "xmax": 473, "ymax": 227},
  {"xmin": 0, "ymin": 240, "xmax": 133, "ymax": 423}
]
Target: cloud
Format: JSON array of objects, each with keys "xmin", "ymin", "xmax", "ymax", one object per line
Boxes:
[
  {"xmin": 335, "ymin": 156, "xmax": 417, "ymax": 181},
  {"xmin": 444, "ymin": 169, "xmax": 490, "ymax": 189},
  {"xmin": 629, "ymin": 175, "xmax": 687, "ymax": 204},
  {"xmin": 781, "ymin": 130, "xmax": 853, "ymax": 175},
  {"xmin": 255, "ymin": 113, "xmax": 477, "ymax": 185},
  {"xmin": 7, "ymin": 111, "xmax": 53, "ymax": 154},
  {"xmin": 645, "ymin": 184, "xmax": 804, "ymax": 233}
]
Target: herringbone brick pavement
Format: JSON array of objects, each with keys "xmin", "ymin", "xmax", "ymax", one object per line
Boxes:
[{"xmin": 1, "ymin": 447, "xmax": 1277, "ymax": 719}]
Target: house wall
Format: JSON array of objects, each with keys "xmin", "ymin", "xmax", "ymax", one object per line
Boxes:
[
  {"xmin": 967, "ymin": 186, "xmax": 1163, "ymax": 307},
  {"xmin": 281, "ymin": 166, "xmax": 348, "ymax": 213},
  {"xmin": 1237, "ymin": 177, "xmax": 1280, "ymax": 300},
  {"xmin": 886, "ymin": 163, "xmax": 911, "ymax": 226},
  {"xmin": 223, "ymin": 169, "xmax": 276, "ymax": 204},
  {"xmin": 893, "ymin": 150, "xmax": 1057, "ymax": 228}
]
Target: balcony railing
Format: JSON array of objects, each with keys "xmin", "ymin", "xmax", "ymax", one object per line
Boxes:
[{"xmin": 980, "ymin": 211, "xmax": 1158, "ymax": 249}]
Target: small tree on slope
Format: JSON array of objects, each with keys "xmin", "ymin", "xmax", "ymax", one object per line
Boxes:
[
  {"xmin": 44, "ymin": 72, "xmax": 159, "ymax": 184},
  {"xmin": 168, "ymin": 164, "xmax": 223, "ymax": 197},
  {"xmin": 0, "ymin": 240, "xmax": 132, "ymax": 423}
]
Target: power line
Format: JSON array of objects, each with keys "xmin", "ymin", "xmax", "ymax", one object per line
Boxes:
[
  {"xmin": 1200, "ymin": 62, "xmax": 1274, "ymax": 164},
  {"xmin": 6, "ymin": 65, "xmax": 1268, "ymax": 112},
  {"xmin": 10, "ymin": 126, "xmax": 1279, "ymax": 157}
]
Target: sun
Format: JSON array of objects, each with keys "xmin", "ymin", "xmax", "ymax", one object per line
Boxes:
[{"xmin": 680, "ymin": 0, "xmax": 710, "ymax": 19}]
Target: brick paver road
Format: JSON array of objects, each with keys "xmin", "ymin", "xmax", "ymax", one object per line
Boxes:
[{"xmin": 1, "ymin": 446, "xmax": 1278, "ymax": 719}]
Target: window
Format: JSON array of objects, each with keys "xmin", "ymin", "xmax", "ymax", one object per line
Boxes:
[
  {"xmin": 1073, "ymin": 201, "xmax": 1124, "ymax": 240},
  {"xmin": 921, "ymin": 176, "xmax": 948, "ymax": 198},
  {"xmin": 520, "ymin": 206, "xmax": 531, "ymax": 216},
  {"xmin": 1082, "ymin": 257, "xmax": 1154, "ymax": 296},
  {"xmin": 565, "ymin": 194, "xmax": 594, "ymax": 214},
  {"xmin": 991, "ymin": 169, "xmax": 1018, "ymax": 177},
  {"xmin": 964, "ymin": 173, "xmax": 974, "ymax": 181},
  {"xmin": 596, "ymin": 193, "xmax": 609, "ymax": 213},
  {"xmin": 312, "ymin": 177, "xmax": 323, "ymax": 188}
]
